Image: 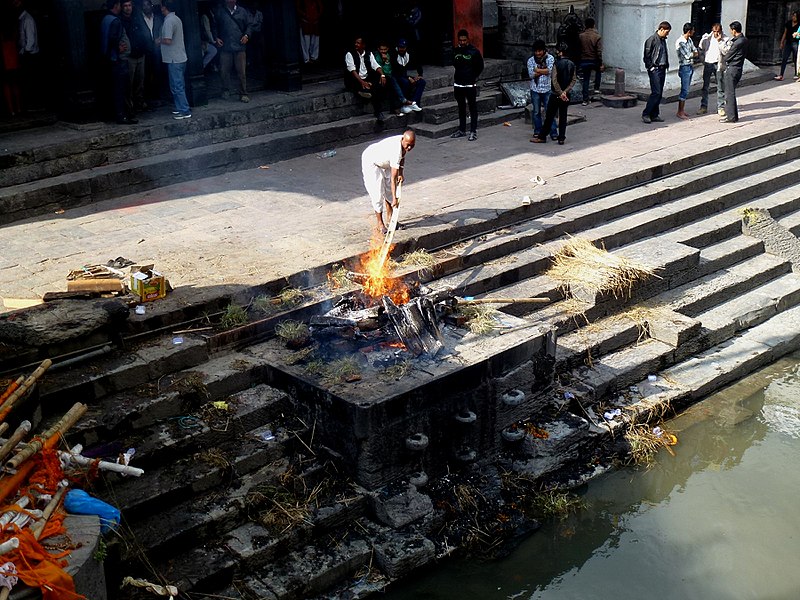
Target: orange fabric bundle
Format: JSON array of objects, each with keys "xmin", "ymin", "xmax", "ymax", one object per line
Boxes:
[{"xmin": 3, "ymin": 528, "xmax": 83, "ymax": 600}]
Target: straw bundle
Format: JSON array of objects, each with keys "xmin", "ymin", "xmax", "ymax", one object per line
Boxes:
[{"xmin": 547, "ymin": 238, "xmax": 658, "ymax": 300}]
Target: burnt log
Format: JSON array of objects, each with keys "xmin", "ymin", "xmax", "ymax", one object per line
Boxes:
[{"xmin": 381, "ymin": 296, "xmax": 443, "ymax": 357}]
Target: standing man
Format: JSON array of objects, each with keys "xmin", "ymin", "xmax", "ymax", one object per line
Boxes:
[
  {"xmin": 527, "ymin": 39, "xmax": 558, "ymax": 141},
  {"xmin": 14, "ymin": 0, "xmax": 39, "ymax": 110},
  {"xmin": 121, "ymin": 0, "xmax": 149, "ymax": 114},
  {"xmin": 530, "ymin": 42, "xmax": 576, "ymax": 145},
  {"xmin": 158, "ymin": 0, "xmax": 191, "ymax": 120},
  {"xmin": 101, "ymin": 0, "xmax": 136, "ymax": 124},
  {"xmin": 698, "ymin": 23, "xmax": 727, "ymax": 116},
  {"xmin": 675, "ymin": 23, "xmax": 698, "ymax": 119},
  {"xmin": 141, "ymin": 0, "xmax": 163, "ymax": 105},
  {"xmin": 641, "ymin": 21, "xmax": 671, "ymax": 124},
  {"xmin": 214, "ymin": 0, "xmax": 253, "ymax": 103},
  {"xmin": 362, "ymin": 130, "xmax": 416, "ymax": 235},
  {"xmin": 450, "ymin": 29, "xmax": 483, "ymax": 141},
  {"xmin": 720, "ymin": 21, "xmax": 747, "ymax": 123},
  {"xmin": 578, "ymin": 17, "xmax": 603, "ymax": 105},
  {"xmin": 774, "ymin": 12, "xmax": 798, "ymax": 81}
]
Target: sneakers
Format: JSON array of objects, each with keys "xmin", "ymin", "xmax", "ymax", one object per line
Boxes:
[
  {"xmin": 171, "ymin": 110, "xmax": 181, "ymax": 115},
  {"xmin": 400, "ymin": 105, "xmax": 413, "ymax": 114},
  {"xmin": 641, "ymin": 115, "xmax": 652, "ymax": 124},
  {"xmin": 173, "ymin": 113, "xmax": 192, "ymax": 120},
  {"xmin": 240, "ymin": 95, "xmax": 250, "ymax": 103},
  {"xmin": 773, "ymin": 75, "xmax": 784, "ymax": 81},
  {"xmin": 550, "ymin": 134, "xmax": 558, "ymax": 141},
  {"xmin": 651, "ymin": 115, "xmax": 665, "ymax": 122},
  {"xmin": 697, "ymin": 106, "xmax": 708, "ymax": 114},
  {"xmin": 581, "ymin": 100, "xmax": 589, "ymax": 106},
  {"xmin": 393, "ymin": 110, "xmax": 407, "ymax": 117},
  {"xmin": 467, "ymin": 131, "xmax": 477, "ymax": 141},
  {"xmin": 557, "ymin": 139, "xmax": 565, "ymax": 145},
  {"xmin": 357, "ymin": 90, "xmax": 372, "ymax": 99},
  {"xmin": 409, "ymin": 102, "xmax": 422, "ymax": 112},
  {"xmin": 450, "ymin": 130, "xmax": 466, "ymax": 138},
  {"xmin": 718, "ymin": 109, "xmax": 726, "ymax": 117}
]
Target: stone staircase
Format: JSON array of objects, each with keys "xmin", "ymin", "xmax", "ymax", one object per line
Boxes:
[
  {"xmin": 0, "ymin": 60, "xmax": 524, "ymax": 226},
  {"xmin": 13, "ymin": 121, "xmax": 800, "ymax": 599}
]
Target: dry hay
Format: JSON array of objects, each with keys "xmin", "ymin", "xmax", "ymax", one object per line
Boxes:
[
  {"xmin": 624, "ymin": 423, "xmax": 678, "ymax": 465},
  {"xmin": 396, "ymin": 249, "xmax": 437, "ymax": 272},
  {"xmin": 381, "ymin": 360, "xmax": 412, "ymax": 380},
  {"xmin": 547, "ymin": 238, "xmax": 658, "ymax": 300},
  {"xmin": 740, "ymin": 207, "xmax": 768, "ymax": 227},
  {"xmin": 324, "ymin": 357, "xmax": 362, "ymax": 384},
  {"xmin": 275, "ymin": 320, "xmax": 310, "ymax": 345},
  {"xmin": 252, "ymin": 287, "xmax": 305, "ymax": 315},
  {"xmin": 221, "ymin": 304, "xmax": 248, "ymax": 328},
  {"xmin": 194, "ymin": 447, "xmax": 230, "ymax": 470},
  {"xmin": 458, "ymin": 304, "xmax": 501, "ymax": 334},
  {"xmin": 286, "ymin": 346, "xmax": 316, "ymax": 365},
  {"xmin": 327, "ymin": 264, "xmax": 350, "ymax": 291}
]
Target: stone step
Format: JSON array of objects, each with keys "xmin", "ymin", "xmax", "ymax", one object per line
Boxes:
[
  {"xmin": 420, "ymin": 94, "xmax": 498, "ymax": 125},
  {"xmin": 70, "ymin": 346, "xmax": 273, "ymax": 445},
  {"xmin": 412, "ymin": 106, "xmax": 524, "ymax": 138},
  {"xmin": 571, "ymin": 268, "xmax": 800, "ymax": 400}
]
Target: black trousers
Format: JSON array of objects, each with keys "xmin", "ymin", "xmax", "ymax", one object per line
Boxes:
[
  {"xmin": 538, "ymin": 95, "xmax": 568, "ymax": 141},
  {"xmin": 454, "ymin": 85, "xmax": 478, "ymax": 133}
]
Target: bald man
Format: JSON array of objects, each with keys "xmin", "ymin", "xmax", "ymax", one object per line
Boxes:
[{"xmin": 361, "ymin": 129, "xmax": 416, "ymax": 234}]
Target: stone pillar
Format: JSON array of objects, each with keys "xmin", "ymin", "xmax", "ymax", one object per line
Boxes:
[
  {"xmin": 264, "ymin": 0, "xmax": 302, "ymax": 92},
  {"xmin": 175, "ymin": 0, "xmax": 207, "ymax": 107},
  {"xmin": 602, "ymin": 0, "xmax": 693, "ymax": 89},
  {"xmin": 53, "ymin": 0, "xmax": 94, "ymax": 121},
  {"xmin": 497, "ymin": 0, "xmax": 589, "ymax": 63}
]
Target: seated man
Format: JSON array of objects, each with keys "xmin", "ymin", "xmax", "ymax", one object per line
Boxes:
[
  {"xmin": 344, "ymin": 36, "xmax": 386, "ymax": 126},
  {"xmin": 393, "ymin": 38, "xmax": 424, "ymax": 111},
  {"xmin": 373, "ymin": 42, "xmax": 413, "ymax": 116}
]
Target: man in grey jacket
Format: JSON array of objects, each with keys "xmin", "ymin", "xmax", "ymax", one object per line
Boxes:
[{"xmin": 214, "ymin": 0, "xmax": 253, "ymax": 103}]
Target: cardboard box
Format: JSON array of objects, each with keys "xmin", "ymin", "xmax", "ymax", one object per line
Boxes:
[{"xmin": 130, "ymin": 265, "xmax": 167, "ymax": 302}]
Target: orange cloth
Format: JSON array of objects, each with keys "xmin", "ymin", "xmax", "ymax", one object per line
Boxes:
[{"xmin": 4, "ymin": 528, "xmax": 83, "ymax": 600}]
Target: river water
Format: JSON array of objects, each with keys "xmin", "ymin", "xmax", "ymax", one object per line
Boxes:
[{"xmin": 384, "ymin": 352, "xmax": 800, "ymax": 600}]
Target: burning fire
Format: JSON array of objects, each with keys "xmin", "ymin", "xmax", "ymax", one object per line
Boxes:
[{"xmin": 360, "ymin": 241, "xmax": 410, "ymax": 304}]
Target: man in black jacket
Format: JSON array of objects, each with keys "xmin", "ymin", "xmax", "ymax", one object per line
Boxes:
[
  {"xmin": 530, "ymin": 42, "xmax": 576, "ymax": 145},
  {"xmin": 121, "ymin": 0, "xmax": 149, "ymax": 113},
  {"xmin": 214, "ymin": 0, "xmax": 253, "ymax": 102},
  {"xmin": 641, "ymin": 21, "xmax": 671, "ymax": 124},
  {"xmin": 720, "ymin": 21, "xmax": 748, "ymax": 123},
  {"xmin": 451, "ymin": 29, "xmax": 484, "ymax": 141}
]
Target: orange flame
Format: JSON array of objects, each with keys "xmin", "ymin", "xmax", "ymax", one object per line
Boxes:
[{"xmin": 359, "ymin": 237, "xmax": 410, "ymax": 305}]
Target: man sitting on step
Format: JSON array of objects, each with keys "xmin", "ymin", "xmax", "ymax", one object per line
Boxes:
[
  {"xmin": 393, "ymin": 39, "xmax": 425, "ymax": 112},
  {"xmin": 344, "ymin": 36, "xmax": 387, "ymax": 129}
]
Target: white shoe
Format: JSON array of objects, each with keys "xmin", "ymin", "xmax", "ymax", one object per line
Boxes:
[
  {"xmin": 400, "ymin": 105, "xmax": 413, "ymax": 114},
  {"xmin": 409, "ymin": 102, "xmax": 422, "ymax": 112}
]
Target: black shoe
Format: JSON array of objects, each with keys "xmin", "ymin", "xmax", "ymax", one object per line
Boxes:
[
  {"xmin": 642, "ymin": 115, "xmax": 651, "ymax": 124},
  {"xmin": 557, "ymin": 139, "xmax": 565, "ymax": 145},
  {"xmin": 550, "ymin": 134, "xmax": 558, "ymax": 141},
  {"xmin": 450, "ymin": 130, "xmax": 466, "ymax": 138},
  {"xmin": 651, "ymin": 115, "xmax": 665, "ymax": 122},
  {"xmin": 468, "ymin": 131, "xmax": 477, "ymax": 141}
]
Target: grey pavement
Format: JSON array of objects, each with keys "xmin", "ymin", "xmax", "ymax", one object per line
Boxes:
[{"xmin": 1, "ymin": 72, "xmax": 799, "ymax": 313}]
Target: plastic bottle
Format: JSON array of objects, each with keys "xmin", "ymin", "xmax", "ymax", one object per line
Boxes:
[{"xmin": 317, "ymin": 149, "xmax": 337, "ymax": 158}]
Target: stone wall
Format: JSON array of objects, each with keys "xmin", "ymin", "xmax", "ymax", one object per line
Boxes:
[{"xmin": 497, "ymin": 0, "xmax": 590, "ymax": 63}]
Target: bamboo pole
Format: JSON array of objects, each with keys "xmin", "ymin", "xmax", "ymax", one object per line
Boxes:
[
  {"xmin": 6, "ymin": 403, "xmax": 87, "ymax": 471},
  {"xmin": 456, "ymin": 297, "xmax": 550, "ymax": 305},
  {"xmin": 58, "ymin": 448, "xmax": 144, "ymax": 478},
  {"xmin": 0, "ymin": 377, "xmax": 24, "ymax": 406},
  {"xmin": 0, "ymin": 421, "xmax": 31, "ymax": 465},
  {"xmin": 0, "ymin": 360, "xmax": 52, "ymax": 423}
]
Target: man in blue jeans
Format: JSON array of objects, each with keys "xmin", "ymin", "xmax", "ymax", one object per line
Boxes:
[
  {"xmin": 158, "ymin": 0, "xmax": 191, "ymax": 119},
  {"xmin": 642, "ymin": 21, "xmax": 671, "ymax": 124},
  {"xmin": 675, "ymin": 22, "xmax": 698, "ymax": 119},
  {"xmin": 527, "ymin": 39, "xmax": 558, "ymax": 140}
]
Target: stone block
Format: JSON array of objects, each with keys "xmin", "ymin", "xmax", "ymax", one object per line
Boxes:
[
  {"xmin": 369, "ymin": 484, "xmax": 434, "ymax": 529},
  {"xmin": 373, "ymin": 533, "xmax": 436, "ymax": 579},
  {"xmin": 647, "ymin": 310, "xmax": 701, "ymax": 347}
]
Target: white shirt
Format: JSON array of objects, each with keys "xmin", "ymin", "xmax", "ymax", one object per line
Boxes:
[
  {"xmin": 143, "ymin": 13, "xmax": 155, "ymax": 38},
  {"xmin": 362, "ymin": 135, "xmax": 404, "ymax": 170},
  {"xmin": 345, "ymin": 49, "xmax": 380, "ymax": 79},
  {"xmin": 18, "ymin": 11, "xmax": 39, "ymax": 55},
  {"xmin": 700, "ymin": 32, "xmax": 726, "ymax": 65}
]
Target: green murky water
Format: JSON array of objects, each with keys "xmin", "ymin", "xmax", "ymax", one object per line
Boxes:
[{"xmin": 385, "ymin": 353, "xmax": 800, "ymax": 600}]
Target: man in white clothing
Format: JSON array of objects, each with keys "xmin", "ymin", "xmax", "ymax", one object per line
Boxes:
[
  {"xmin": 361, "ymin": 130, "xmax": 416, "ymax": 234},
  {"xmin": 698, "ymin": 23, "xmax": 727, "ymax": 116}
]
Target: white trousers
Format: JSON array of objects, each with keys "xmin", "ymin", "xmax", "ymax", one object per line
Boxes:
[{"xmin": 362, "ymin": 160, "xmax": 391, "ymax": 213}]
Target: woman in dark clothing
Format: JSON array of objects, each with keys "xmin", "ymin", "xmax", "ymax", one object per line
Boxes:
[{"xmin": 774, "ymin": 12, "xmax": 798, "ymax": 81}]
